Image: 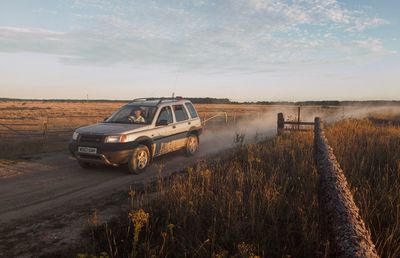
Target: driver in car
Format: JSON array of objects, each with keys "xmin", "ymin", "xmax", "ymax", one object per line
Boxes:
[{"xmin": 129, "ymin": 108, "xmax": 146, "ymax": 123}]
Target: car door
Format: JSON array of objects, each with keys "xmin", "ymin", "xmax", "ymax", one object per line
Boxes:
[
  {"xmin": 170, "ymin": 104, "xmax": 191, "ymax": 150},
  {"xmin": 153, "ymin": 106, "xmax": 176, "ymax": 156}
]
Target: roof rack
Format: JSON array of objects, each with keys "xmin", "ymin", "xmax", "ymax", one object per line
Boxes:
[
  {"xmin": 156, "ymin": 96, "xmax": 184, "ymax": 105},
  {"xmin": 132, "ymin": 98, "xmax": 148, "ymax": 102},
  {"xmin": 131, "ymin": 97, "xmax": 184, "ymax": 105}
]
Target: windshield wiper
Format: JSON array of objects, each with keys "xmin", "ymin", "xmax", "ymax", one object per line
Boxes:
[
  {"xmin": 104, "ymin": 121, "xmax": 149, "ymax": 125},
  {"xmin": 104, "ymin": 121, "xmax": 128, "ymax": 124}
]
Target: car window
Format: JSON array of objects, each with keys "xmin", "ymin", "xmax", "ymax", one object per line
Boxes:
[
  {"xmin": 157, "ymin": 106, "xmax": 173, "ymax": 124},
  {"xmin": 173, "ymin": 105, "xmax": 189, "ymax": 122},
  {"xmin": 105, "ymin": 105, "xmax": 156, "ymax": 124},
  {"xmin": 185, "ymin": 102, "xmax": 198, "ymax": 118}
]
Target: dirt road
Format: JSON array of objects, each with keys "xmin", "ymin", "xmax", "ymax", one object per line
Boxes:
[
  {"xmin": 0, "ymin": 145, "xmax": 219, "ymax": 257},
  {"xmin": 0, "ymin": 151, "xmax": 198, "ymax": 223},
  {"xmin": 0, "ymin": 123, "xmax": 276, "ymax": 257},
  {"xmin": 0, "ymin": 110, "xmax": 277, "ymax": 256}
]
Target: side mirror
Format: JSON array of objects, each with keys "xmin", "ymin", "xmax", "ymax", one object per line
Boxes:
[{"xmin": 156, "ymin": 120, "xmax": 169, "ymax": 126}]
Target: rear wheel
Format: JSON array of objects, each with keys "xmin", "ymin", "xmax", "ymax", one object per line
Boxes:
[
  {"xmin": 185, "ymin": 135, "xmax": 199, "ymax": 156},
  {"xmin": 128, "ymin": 145, "xmax": 150, "ymax": 174}
]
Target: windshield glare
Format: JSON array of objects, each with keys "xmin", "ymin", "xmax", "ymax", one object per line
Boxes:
[{"xmin": 105, "ymin": 105, "xmax": 156, "ymax": 124}]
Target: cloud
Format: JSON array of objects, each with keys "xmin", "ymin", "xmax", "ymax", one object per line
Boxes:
[
  {"xmin": 350, "ymin": 17, "xmax": 388, "ymax": 32},
  {"xmin": 0, "ymin": 26, "xmax": 64, "ymax": 36},
  {"xmin": 353, "ymin": 39, "xmax": 396, "ymax": 55},
  {"xmin": 0, "ymin": 0, "xmax": 393, "ymax": 72},
  {"xmin": 0, "ymin": 27, "xmax": 66, "ymax": 53}
]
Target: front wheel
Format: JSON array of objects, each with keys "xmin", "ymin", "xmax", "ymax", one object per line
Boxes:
[
  {"xmin": 185, "ymin": 135, "xmax": 199, "ymax": 156},
  {"xmin": 128, "ymin": 145, "xmax": 150, "ymax": 174}
]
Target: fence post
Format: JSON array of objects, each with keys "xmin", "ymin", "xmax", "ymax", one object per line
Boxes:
[
  {"xmin": 297, "ymin": 106, "xmax": 301, "ymax": 130},
  {"xmin": 42, "ymin": 120, "xmax": 48, "ymax": 148},
  {"xmin": 277, "ymin": 113, "xmax": 284, "ymax": 135}
]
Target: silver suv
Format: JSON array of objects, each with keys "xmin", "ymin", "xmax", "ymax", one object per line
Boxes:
[{"xmin": 69, "ymin": 98, "xmax": 202, "ymax": 173}]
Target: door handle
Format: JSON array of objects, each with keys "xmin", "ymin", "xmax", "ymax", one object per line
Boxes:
[{"xmin": 172, "ymin": 125, "xmax": 176, "ymax": 129}]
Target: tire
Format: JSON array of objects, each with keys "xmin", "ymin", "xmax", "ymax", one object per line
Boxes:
[
  {"xmin": 78, "ymin": 160, "xmax": 94, "ymax": 169},
  {"xmin": 185, "ymin": 134, "xmax": 199, "ymax": 156},
  {"xmin": 128, "ymin": 145, "xmax": 150, "ymax": 174}
]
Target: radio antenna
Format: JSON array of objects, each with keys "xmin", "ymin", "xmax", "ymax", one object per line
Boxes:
[{"xmin": 172, "ymin": 73, "xmax": 179, "ymax": 98}]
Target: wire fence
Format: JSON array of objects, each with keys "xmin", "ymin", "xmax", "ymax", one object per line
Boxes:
[
  {"xmin": 0, "ymin": 112, "xmax": 238, "ymax": 142},
  {"xmin": 0, "ymin": 115, "xmax": 105, "ymax": 143}
]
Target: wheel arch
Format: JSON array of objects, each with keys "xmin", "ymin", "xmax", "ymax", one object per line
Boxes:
[
  {"xmin": 134, "ymin": 136, "xmax": 154, "ymax": 159},
  {"xmin": 187, "ymin": 127, "xmax": 200, "ymax": 142}
]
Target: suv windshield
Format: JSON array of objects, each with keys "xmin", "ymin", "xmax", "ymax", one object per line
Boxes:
[{"xmin": 105, "ymin": 105, "xmax": 156, "ymax": 124}]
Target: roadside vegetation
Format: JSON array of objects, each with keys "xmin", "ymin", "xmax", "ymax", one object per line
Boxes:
[
  {"xmin": 77, "ymin": 118, "xmax": 400, "ymax": 258},
  {"xmin": 326, "ymin": 119, "xmax": 400, "ymax": 258},
  {"xmin": 78, "ymin": 131, "xmax": 320, "ymax": 257}
]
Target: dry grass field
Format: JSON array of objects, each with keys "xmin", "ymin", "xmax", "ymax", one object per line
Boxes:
[
  {"xmin": 326, "ymin": 119, "xmax": 400, "ymax": 258},
  {"xmin": 73, "ymin": 118, "xmax": 400, "ymax": 258},
  {"xmin": 1, "ymin": 100, "xmax": 399, "ymax": 257},
  {"xmin": 78, "ymin": 131, "xmax": 320, "ymax": 258}
]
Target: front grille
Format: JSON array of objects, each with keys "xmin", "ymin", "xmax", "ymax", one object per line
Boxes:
[{"xmin": 79, "ymin": 134, "xmax": 104, "ymax": 144}]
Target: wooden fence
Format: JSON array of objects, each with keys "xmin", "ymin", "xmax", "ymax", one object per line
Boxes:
[
  {"xmin": 277, "ymin": 113, "xmax": 379, "ymax": 257},
  {"xmin": 277, "ymin": 110, "xmax": 315, "ymax": 133}
]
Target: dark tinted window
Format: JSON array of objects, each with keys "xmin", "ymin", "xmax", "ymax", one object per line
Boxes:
[
  {"xmin": 185, "ymin": 102, "xmax": 198, "ymax": 118},
  {"xmin": 157, "ymin": 106, "xmax": 173, "ymax": 124},
  {"xmin": 173, "ymin": 105, "xmax": 189, "ymax": 122}
]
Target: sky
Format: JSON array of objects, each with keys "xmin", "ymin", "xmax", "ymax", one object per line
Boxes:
[{"xmin": 0, "ymin": 0, "xmax": 399, "ymax": 101}]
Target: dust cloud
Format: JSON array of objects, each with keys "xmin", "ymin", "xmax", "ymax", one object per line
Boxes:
[{"xmin": 198, "ymin": 105, "xmax": 400, "ymax": 156}]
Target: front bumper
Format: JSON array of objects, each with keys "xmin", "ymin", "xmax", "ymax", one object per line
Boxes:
[{"xmin": 69, "ymin": 140, "xmax": 137, "ymax": 166}]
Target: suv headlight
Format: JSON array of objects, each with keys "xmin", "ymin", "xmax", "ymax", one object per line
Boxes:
[
  {"xmin": 104, "ymin": 135, "xmax": 127, "ymax": 143},
  {"xmin": 72, "ymin": 132, "xmax": 79, "ymax": 140}
]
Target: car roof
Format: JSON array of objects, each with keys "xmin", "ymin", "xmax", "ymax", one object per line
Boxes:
[{"xmin": 127, "ymin": 98, "xmax": 190, "ymax": 107}]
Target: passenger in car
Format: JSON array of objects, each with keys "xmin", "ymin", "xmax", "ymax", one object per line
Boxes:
[{"xmin": 131, "ymin": 108, "xmax": 146, "ymax": 123}]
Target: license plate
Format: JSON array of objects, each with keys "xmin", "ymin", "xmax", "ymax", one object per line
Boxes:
[{"xmin": 78, "ymin": 147, "xmax": 97, "ymax": 154}]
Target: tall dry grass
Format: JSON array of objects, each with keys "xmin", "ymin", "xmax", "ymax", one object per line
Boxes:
[
  {"xmin": 326, "ymin": 119, "xmax": 400, "ymax": 258},
  {"xmin": 79, "ymin": 132, "xmax": 320, "ymax": 257}
]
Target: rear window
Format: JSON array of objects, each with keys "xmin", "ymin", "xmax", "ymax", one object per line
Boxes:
[
  {"xmin": 173, "ymin": 105, "xmax": 189, "ymax": 122},
  {"xmin": 185, "ymin": 102, "xmax": 198, "ymax": 118}
]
